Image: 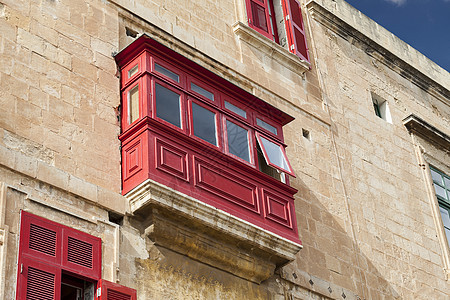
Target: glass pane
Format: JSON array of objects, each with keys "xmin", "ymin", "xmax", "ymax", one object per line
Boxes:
[
  {"xmin": 257, "ymin": 118, "xmax": 277, "ymax": 135},
  {"xmin": 445, "ymin": 228, "xmax": 450, "ymax": 247},
  {"xmin": 128, "ymin": 85, "xmax": 139, "ymax": 124},
  {"xmin": 191, "ymin": 83, "xmax": 214, "ymax": 101},
  {"xmin": 440, "ymin": 207, "xmax": 450, "ymax": 228},
  {"xmin": 224, "ymin": 101, "xmax": 246, "ymax": 118},
  {"xmin": 257, "ymin": 143, "xmax": 281, "ymax": 181},
  {"xmin": 227, "ymin": 120, "xmax": 250, "ymax": 162},
  {"xmin": 128, "ymin": 65, "xmax": 138, "ymax": 78},
  {"xmin": 155, "ymin": 83, "xmax": 181, "ymax": 128},
  {"xmin": 259, "ymin": 135, "xmax": 291, "ymax": 172},
  {"xmin": 192, "ymin": 103, "xmax": 216, "ymax": 145},
  {"xmin": 430, "ymin": 168, "xmax": 443, "ymax": 185},
  {"xmin": 155, "ymin": 63, "xmax": 179, "ymax": 82},
  {"xmin": 434, "ymin": 183, "xmax": 448, "ymax": 200},
  {"xmin": 444, "ymin": 176, "xmax": 450, "ymax": 189}
]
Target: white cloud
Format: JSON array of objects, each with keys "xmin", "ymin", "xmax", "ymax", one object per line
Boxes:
[{"xmin": 384, "ymin": 0, "xmax": 407, "ymax": 5}]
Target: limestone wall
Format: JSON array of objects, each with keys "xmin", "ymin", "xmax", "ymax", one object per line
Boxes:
[{"xmin": 0, "ymin": 0, "xmax": 448, "ymax": 299}]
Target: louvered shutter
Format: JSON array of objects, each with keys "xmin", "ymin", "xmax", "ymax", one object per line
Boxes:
[
  {"xmin": 19, "ymin": 211, "xmax": 62, "ymax": 266},
  {"xmin": 17, "ymin": 257, "xmax": 61, "ymax": 300},
  {"xmin": 62, "ymin": 227, "xmax": 102, "ymax": 280},
  {"xmin": 97, "ymin": 279, "xmax": 137, "ymax": 300},
  {"xmin": 282, "ymin": 0, "xmax": 309, "ymax": 61},
  {"xmin": 246, "ymin": 0, "xmax": 272, "ymax": 40}
]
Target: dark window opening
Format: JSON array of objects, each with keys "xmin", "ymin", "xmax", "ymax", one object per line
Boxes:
[{"xmin": 257, "ymin": 142, "xmax": 282, "ymax": 181}]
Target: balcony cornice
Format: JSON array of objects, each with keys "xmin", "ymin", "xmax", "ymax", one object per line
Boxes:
[{"xmin": 126, "ymin": 178, "xmax": 302, "ymax": 283}]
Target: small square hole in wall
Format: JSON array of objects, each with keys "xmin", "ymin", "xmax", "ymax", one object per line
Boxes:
[
  {"xmin": 108, "ymin": 211, "xmax": 124, "ymax": 226},
  {"xmin": 371, "ymin": 93, "xmax": 392, "ymax": 123},
  {"xmin": 302, "ymin": 128, "xmax": 311, "ymax": 140}
]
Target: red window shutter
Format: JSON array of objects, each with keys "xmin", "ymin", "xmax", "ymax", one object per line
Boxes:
[
  {"xmin": 97, "ymin": 279, "xmax": 137, "ymax": 300},
  {"xmin": 17, "ymin": 257, "xmax": 61, "ymax": 300},
  {"xmin": 19, "ymin": 211, "xmax": 62, "ymax": 266},
  {"xmin": 246, "ymin": 0, "xmax": 272, "ymax": 40},
  {"xmin": 62, "ymin": 227, "xmax": 102, "ymax": 280},
  {"xmin": 282, "ymin": 0, "xmax": 309, "ymax": 61}
]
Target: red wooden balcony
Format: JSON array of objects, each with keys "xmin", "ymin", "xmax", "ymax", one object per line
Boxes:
[{"xmin": 115, "ymin": 35, "xmax": 301, "ymax": 244}]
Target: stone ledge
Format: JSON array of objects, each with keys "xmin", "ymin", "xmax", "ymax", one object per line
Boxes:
[
  {"xmin": 403, "ymin": 114, "xmax": 450, "ymax": 150},
  {"xmin": 126, "ymin": 178, "xmax": 302, "ymax": 283},
  {"xmin": 232, "ymin": 21, "xmax": 310, "ymax": 75}
]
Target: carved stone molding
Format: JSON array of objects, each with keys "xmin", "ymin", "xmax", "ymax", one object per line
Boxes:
[
  {"xmin": 307, "ymin": 0, "xmax": 450, "ymax": 103},
  {"xmin": 126, "ymin": 179, "xmax": 302, "ymax": 283},
  {"xmin": 403, "ymin": 114, "xmax": 450, "ymax": 151}
]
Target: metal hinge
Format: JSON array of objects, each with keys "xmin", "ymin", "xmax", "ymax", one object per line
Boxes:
[
  {"xmin": 97, "ymin": 288, "xmax": 101, "ymax": 297},
  {"xmin": 290, "ymin": 44, "xmax": 295, "ymax": 51},
  {"xmin": 20, "ymin": 264, "xmax": 23, "ymax": 274},
  {"xmin": 285, "ymin": 15, "xmax": 290, "ymax": 21}
]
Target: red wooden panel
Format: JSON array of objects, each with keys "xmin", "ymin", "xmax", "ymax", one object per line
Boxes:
[
  {"xmin": 263, "ymin": 189, "xmax": 292, "ymax": 228},
  {"xmin": 17, "ymin": 257, "xmax": 61, "ymax": 300},
  {"xmin": 156, "ymin": 139, "xmax": 189, "ymax": 182},
  {"xmin": 122, "ymin": 132, "xmax": 150, "ymax": 195},
  {"xmin": 97, "ymin": 279, "xmax": 137, "ymax": 300},
  {"xmin": 124, "ymin": 138, "xmax": 143, "ymax": 180},
  {"xmin": 19, "ymin": 211, "xmax": 62, "ymax": 266},
  {"xmin": 282, "ymin": 0, "xmax": 309, "ymax": 61},
  {"xmin": 194, "ymin": 158, "xmax": 259, "ymax": 213},
  {"xmin": 62, "ymin": 227, "xmax": 102, "ymax": 280},
  {"xmin": 245, "ymin": 0, "xmax": 273, "ymax": 40}
]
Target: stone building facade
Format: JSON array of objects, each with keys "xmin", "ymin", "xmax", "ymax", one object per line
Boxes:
[{"xmin": 0, "ymin": 0, "xmax": 449, "ymax": 299}]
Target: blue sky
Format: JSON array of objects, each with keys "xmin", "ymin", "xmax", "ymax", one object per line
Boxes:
[{"xmin": 344, "ymin": 0, "xmax": 450, "ymax": 72}]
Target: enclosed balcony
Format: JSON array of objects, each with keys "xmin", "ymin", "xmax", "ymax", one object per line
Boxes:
[{"xmin": 115, "ymin": 35, "xmax": 301, "ymax": 283}]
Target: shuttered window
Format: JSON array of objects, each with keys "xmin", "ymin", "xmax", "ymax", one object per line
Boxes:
[
  {"xmin": 246, "ymin": 0, "xmax": 279, "ymax": 41},
  {"xmin": 17, "ymin": 211, "xmax": 102, "ymax": 300},
  {"xmin": 97, "ymin": 279, "xmax": 137, "ymax": 300},
  {"xmin": 282, "ymin": 0, "xmax": 309, "ymax": 61},
  {"xmin": 17, "ymin": 257, "xmax": 62, "ymax": 300},
  {"xmin": 244, "ymin": 0, "xmax": 309, "ymax": 62}
]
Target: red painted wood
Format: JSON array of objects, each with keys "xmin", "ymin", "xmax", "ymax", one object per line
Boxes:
[
  {"xmin": 194, "ymin": 158, "xmax": 259, "ymax": 213},
  {"xmin": 282, "ymin": 0, "xmax": 309, "ymax": 61},
  {"xmin": 120, "ymin": 121, "xmax": 300, "ymax": 243},
  {"xmin": 156, "ymin": 139, "xmax": 189, "ymax": 182},
  {"xmin": 246, "ymin": 0, "xmax": 272, "ymax": 40},
  {"xmin": 17, "ymin": 257, "xmax": 61, "ymax": 300},
  {"xmin": 263, "ymin": 189, "xmax": 292, "ymax": 227},
  {"xmin": 116, "ymin": 36, "xmax": 301, "ymax": 244},
  {"xmin": 18, "ymin": 211, "xmax": 102, "ymax": 282},
  {"xmin": 62, "ymin": 226, "xmax": 102, "ymax": 280},
  {"xmin": 19, "ymin": 211, "xmax": 63, "ymax": 267},
  {"xmin": 97, "ymin": 279, "xmax": 137, "ymax": 300}
]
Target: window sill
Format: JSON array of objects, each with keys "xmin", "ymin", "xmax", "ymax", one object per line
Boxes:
[
  {"xmin": 232, "ymin": 21, "xmax": 310, "ymax": 74},
  {"xmin": 127, "ymin": 178, "xmax": 302, "ymax": 283}
]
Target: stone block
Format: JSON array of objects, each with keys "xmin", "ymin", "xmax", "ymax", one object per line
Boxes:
[
  {"xmin": 36, "ymin": 161, "xmax": 69, "ymax": 190},
  {"xmin": 68, "ymin": 174, "xmax": 98, "ymax": 203},
  {"xmin": 97, "ymin": 187, "xmax": 127, "ymax": 214}
]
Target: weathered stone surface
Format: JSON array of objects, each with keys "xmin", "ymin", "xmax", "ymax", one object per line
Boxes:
[{"xmin": 0, "ymin": 0, "xmax": 448, "ymax": 299}]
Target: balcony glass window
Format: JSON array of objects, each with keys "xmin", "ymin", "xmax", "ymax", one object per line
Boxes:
[
  {"xmin": 192, "ymin": 102, "xmax": 217, "ymax": 146},
  {"xmin": 155, "ymin": 83, "xmax": 182, "ymax": 128},
  {"xmin": 226, "ymin": 120, "xmax": 250, "ymax": 162}
]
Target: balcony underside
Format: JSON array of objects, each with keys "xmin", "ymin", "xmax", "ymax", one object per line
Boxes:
[{"xmin": 126, "ymin": 178, "xmax": 302, "ymax": 283}]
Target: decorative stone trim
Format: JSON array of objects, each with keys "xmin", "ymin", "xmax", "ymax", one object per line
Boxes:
[
  {"xmin": 306, "ymin": 0, "xmax": 450, "ymax": 102},
  {"xmin": 233, "ymin": 21, "xmax": 310, "ymax": 74},
  {"xmin": 126, "ymin": 178, "xmax": 302, "ymax": 283},
  {"xmin": 403, "ymin": 114, "xmax": 450, "ymax": 150}
]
